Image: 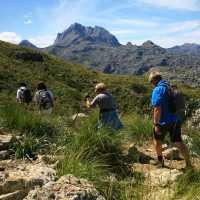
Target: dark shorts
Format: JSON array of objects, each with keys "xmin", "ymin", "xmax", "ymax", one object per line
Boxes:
[{"xmin": 153, "ymin": 122, "xmax": 182, "ymax": 143}]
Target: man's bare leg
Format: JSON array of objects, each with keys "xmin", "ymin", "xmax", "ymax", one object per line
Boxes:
[
  {"xmin": 153, "ymin": 139, "xmax": 164, "ymax": 166},
  {"xmin": 175, "ymin": 142, "xmax": 192, "ymax": 167}
]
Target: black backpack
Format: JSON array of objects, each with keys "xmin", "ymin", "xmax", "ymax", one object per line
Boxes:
[
  {"xmin": 20, "ymin": 88, "xmax": 32, "ymax": 103},
  {"xmin": 167, "ymin": 85, "xmax": 186, "ymax": 118},
  {"xmin": 38, "ymin": 90, "xmax": 53, "ymax": 109}
]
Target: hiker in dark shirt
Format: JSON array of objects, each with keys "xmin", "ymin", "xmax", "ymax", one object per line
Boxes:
[
  {"xmin": 149, "ymin": 70, "xmax": 191, "ymax": 168},
  {"xmin": 86, "ymin": 83, "xmax": 123, "ymax": 130}
]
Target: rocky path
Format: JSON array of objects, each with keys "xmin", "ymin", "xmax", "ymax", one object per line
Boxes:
[
  {"xmin": 0, "ymin": 131, "xmax": 105, "ymax": 200},
  {"xmin": 1, "ymin": 130, "xmax": 200, "ymax": 200},
  {"xmin": 0, "ymin": 131, "xmax": 56, "ymax": 200},
  {"xmin": 126, "ymin": 140, "xmax": 200, "ymax": 200}
]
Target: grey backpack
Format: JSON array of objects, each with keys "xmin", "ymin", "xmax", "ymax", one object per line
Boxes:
[{"xmin": 38, "ymin": 90, "xmax": 53, "ymax": 109}]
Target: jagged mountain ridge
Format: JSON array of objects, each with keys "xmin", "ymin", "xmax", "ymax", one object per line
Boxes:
[
  {"xmin": 167, "ymin": 43, "xmax": 200, "ymax": 55},
  {"xmin": 54, "ymin": 23, "xmax": 120, "ymax": 47},
  {"xmin": 18, "ymin": 23, "xmax": 200, "ymax": 85}
]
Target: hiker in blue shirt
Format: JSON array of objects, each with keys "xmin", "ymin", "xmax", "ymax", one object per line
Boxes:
[
  {"xmin": 149, "ymin": 70, "xmax": 191, "ymax": 168},
  {"xmin": 86, "ymin": 83, "xmax": 123, "ymax": 130}
]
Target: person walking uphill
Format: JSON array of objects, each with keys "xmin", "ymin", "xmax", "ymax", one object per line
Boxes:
[
  {"xmin": 86, "ymin": 83, "xmax": 123, "ymax": 130},
  {"xmin": 34, "ymin": 82, "xmax": 54, "ymax": 114},
  {"xmin": 16, "ymin": 83, "xmax": 32, "ymax": 104},
  {"xmin": 149, "ymin": 70, "xmax": 191, "ymax": 168}
]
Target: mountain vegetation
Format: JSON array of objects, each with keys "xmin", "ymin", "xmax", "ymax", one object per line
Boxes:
[{"xmin": 1, "ymin": 40, "xmax": 200, "ymax": 200}]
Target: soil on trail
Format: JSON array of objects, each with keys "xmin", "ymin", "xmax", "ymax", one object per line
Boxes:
[{"xmin": 124, "ymin": 140, "xmax": 200, "ymax": 200}]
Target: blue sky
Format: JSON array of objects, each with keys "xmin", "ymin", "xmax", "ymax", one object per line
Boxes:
[{"xmin": 1, "ymin": 0, "xmax": 200, "ymax": 47}]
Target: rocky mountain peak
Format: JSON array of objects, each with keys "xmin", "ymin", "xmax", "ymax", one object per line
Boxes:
[
  {"xmin": 19, "ymin": 40, "xmax": 37, "ymax": 49},
  {"xmin": 142, "ymin": 40, "xmax": 156, "ymax": 47},
  {"xmin": 54, "ymin": 23, "xmax": 120, "ymax": 47}
]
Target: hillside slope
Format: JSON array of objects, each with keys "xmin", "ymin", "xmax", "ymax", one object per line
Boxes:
[{"xmin": 0, "ymin": 40, "xmax": 153, "ymax": 114}]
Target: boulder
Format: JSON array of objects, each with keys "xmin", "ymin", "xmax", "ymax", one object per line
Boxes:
[
  {"xmin": 0, "ymin": 151, "xmax": 9, "ymax": 160},
  {"xmin": 0, "ymin": 135, "xmax": 13, "ymax": 151},
  {"xmin": 0, "ymin": 161, "xmax": 56, "ymax": 198},
  {"xmin": 25, "ymin": 174, "xmax": 105, "ymax": 200},
  {"xmin": 145, "ymin": 168, "xmax": 182, "ymax": 187},
  {"xmin": 0, "ymin": 190, "xmax": 24, "ymax": 200}
]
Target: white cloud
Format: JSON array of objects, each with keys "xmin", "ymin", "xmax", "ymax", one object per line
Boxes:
[
  {"xmin": 165, "ymin": 20, "xmax": 200, "ymax": 33},
  {"xmin": 24, "ymin": 19, "xmax": 32, "ymax": 25},
  {"xmin": 45, "ymin": 0, "xmax": 97, "ymax": 32},
  {"xmin": 0, "ymin": 32, "xmax": 21, "ymax": 44},
  {"xmin": 29, "ymin": 35, "xmax": 55, "ymax": 48},
  {"xmin": 130, "ymin": 30, "xmax": 200, "ymax": 48},
  {"xmin": 114, "ymin": 19, "xmax": 159, "ymax": 27},
  {"xmin": 111, "ymin": 29, "xmax": 141, "ymax": 35},
  {"xmin": 139, "ymin": 0, "xmax": 200, "ymax": 11}
]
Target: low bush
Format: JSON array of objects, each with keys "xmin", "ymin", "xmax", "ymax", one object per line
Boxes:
[
  {"xmin": 122, "ymin": 113, "xmax": 153, "ymax": 144},
  {"xmin": 0, "ymin": 102, "xmax": 57, "ymax": 136},
  {"xmin": 56, "ymin": 111, "xmax": 149, "ymax": 199},
  {"xmin": 9, "ymin": 133, "xmax": 42, "ymax": 159},
  {"xmin": 174, "ymin": 169, "xmax": 200, "ymax": 200}
]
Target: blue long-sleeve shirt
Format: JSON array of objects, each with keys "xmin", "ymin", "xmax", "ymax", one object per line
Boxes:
[{"xmin": 151, "ymin": 80, "xmax": 179, "ymax": 125}]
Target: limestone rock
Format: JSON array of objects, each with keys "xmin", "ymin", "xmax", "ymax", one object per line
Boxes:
[
  {"xmin": 0, "ymin": 161, "xmax": 56, "ymax": 198},
  {"xmin": 0, "ymin": 190, "xmax": 24, "ymax": 200},
  {"xmin": 0, "ymin": 151, "xmax": 9, "ymax": 161},
  {"xmin": 187, "ymin": 108, "xmax": 200, "ymax": 129},
  {"xmin": 163, "ymin": 147, "xmax": 181, "ymax": 160},
  {"xmin": 25, "ymin": 174, "xmax": 105, "ymax": 200},
  {"xmin": 145, "ymin": 168, "xmax": 182, "ymax": 187},
  {"xmin": 0, "ymin": 135, "xmax": 13, "ymax": 151}
]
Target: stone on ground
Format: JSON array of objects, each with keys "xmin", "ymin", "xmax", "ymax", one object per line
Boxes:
[
  {"xmin": 163, "ymin": 147, "xmax": 181, "ymax": 160},
  {"xmin": 0, "ymin": 151, "xmax": 9, "ymax": 161},
  {"xmin": 0, "ymin": 161, "xmax": 56, "ymax": 199},
  {"xmin": 0, "ymin": 135, "xmax": 13, "ymax": 151},
  {"xmin": 25, "ymin": 175, "xmax": 105, "ymax": 200},
  {"xmin": 0, "ymin": 190, "xmax": 24, "ymax": 200}
]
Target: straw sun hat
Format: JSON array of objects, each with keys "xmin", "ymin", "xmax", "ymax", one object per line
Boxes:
[{"xmin": 95, "ymin": 83, "xmax": 106, "ymax": 92}]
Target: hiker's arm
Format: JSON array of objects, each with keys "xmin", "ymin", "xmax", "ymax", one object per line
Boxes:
[
  {"xmin": 153, "ymin": 106, "xmax": 161, "ymax": 134},
  {"xmin": 153, "ymin": 106, "xmax": 161, "ymax": 125},
  {"xmin": 86, "ymin": 96, "xmax": 99, "ymax": 108}
]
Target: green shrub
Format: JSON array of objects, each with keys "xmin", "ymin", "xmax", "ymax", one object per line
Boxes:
[
  {"xmin": 0, "ymin": 102, "xmax": 57, "ymax": 136},
  {"xmin": 122, "ymin": 113, "xmax": 153, "ymax": 144},
  {"xmin": 9, "ymin": 133, "xmax": 42, "ymax": 159},
  {"xmin": 57, "ymin": 111, "xmax": 127, "ymax": 175},
  {"xmin": 98, "ymin": 175, "xmax": 144, "ymax": 200},
  {"xmin": 55, "ymin": 112, "xmax": 147, "ymax": 200},
  {"xmin": 174, "ymin": 169, "xmax": 200, "ymax": 200}
]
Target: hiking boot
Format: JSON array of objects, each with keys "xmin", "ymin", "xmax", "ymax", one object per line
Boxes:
[{"xmin": 150, "ymin": 159, "xmax": 165, "ymax": 168}]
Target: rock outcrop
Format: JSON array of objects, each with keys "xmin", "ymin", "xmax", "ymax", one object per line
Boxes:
[
  {"xmin": 25, "ymin": 175, "xmax": 105, "ymax": 200},
  {"xmin": 0, "ymin": 161, "xmax": 56, "ymax": 199},
  {"xmin": 54, "ymin": 23, "xmax": 120, "ymax": 47}
]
